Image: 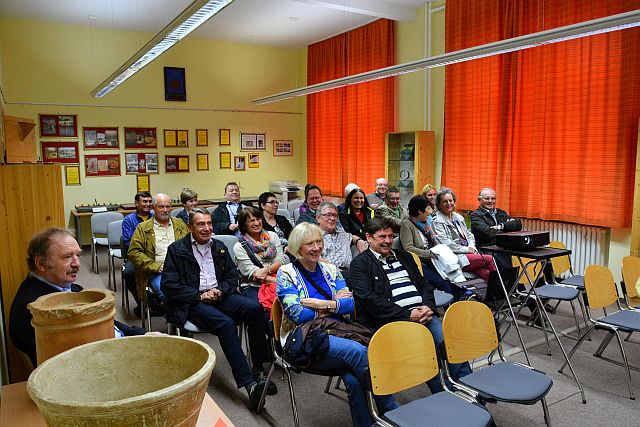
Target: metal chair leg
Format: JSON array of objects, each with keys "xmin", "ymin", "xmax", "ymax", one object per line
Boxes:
[
  {"xmin": 121, "ymin": 264, "xmax": 130, "ymax": 313},
  {"xmin": 559, "ymin": 326, "xmax": 594, "ymax": 373},
  {"xmin": 257, "ymin": 362, "xmax": 277, "ymax": 413},
  {"xmin": 283, "ymin": 367, "xmax": 300, "ymax": 427},
  {"xmin": 612, "ymin": 330, "xmax": 636, "ymax": 400},
  {"xmin": 594, "ymin": 332, "xmax": 615, "ymax": 357},
  {"xmin": 324, "ymin": 376, "xmax": 333, "ymax": 393}
]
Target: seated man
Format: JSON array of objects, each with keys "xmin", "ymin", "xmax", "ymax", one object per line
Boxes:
[
  {"xmin": 470, "ymin": 187, "xmax": 522, "ymax": 269},
  {"xmin": 122, "ymin": 191, "xmax": 153, "ymax": 317},
  {"xmin": 374, "ymin": 187, "xmax": 407, "ymax": 233},
  {"xmin": 317, "ymin": 202, "xmax": 367, "ymax": 281},
  {"xmin": 296, "ymin": 184, "xmax": 324, "ymax": 225},
  {"xmin": 366, "ymin": 177, "xmax": 389, "ymax": 209},
  {"xmin": 128, "ymin": 193, "xmax": 188, "ymax": 307},
  {"xmin": 161, "ymin": 208, "xmax": 275, "ymax": 407},
  {"xmin": 9, "ymin": 228, "xmax": 146, "ymax": 366},
  {"xmin": 350, "ymin": 217, "xmax": 471, "ymax": 394},
  {"xmin": 212, "ymin": 182, "xmax": 252, "ymax": 236}
]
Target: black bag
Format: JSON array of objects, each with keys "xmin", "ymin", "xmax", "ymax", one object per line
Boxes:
[{"xmin": 283, "ymin": 324, "xmax": 330, "ymax": 368}]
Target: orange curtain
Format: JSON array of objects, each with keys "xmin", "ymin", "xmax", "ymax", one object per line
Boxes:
[
  {"xmin": 307, "ymin": 19, "xmax": 395, "ymax": 196},
  {"xmin": 443, "ymin": 0, "xmax": 640, "ymax": 228}
]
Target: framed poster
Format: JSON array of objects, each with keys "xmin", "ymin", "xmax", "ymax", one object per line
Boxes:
[
  {"xmin": 196, "ymin": 129, "xmax": 208, "ymax": 146},
  {"xmin": 83, "ymin": 127, "xmax": 119, "ymax": 149},
  {"xmin": 197, "ymin": 154, "xmax": 209, "ymax": 171},
  {"xmin": 124, "ymin": 127, "xmax": 157, "ymax": 149},
  {"xmin": 40, "ymin": 114, "xmax": 78, "ymax": 137},
  {"xmin": 126, "ymin": 152, "xmax": 158, "ymax": 174},
  {"xmin": 85, "ymin": 154, "xmax": 121, "ymax": 177},
  {"xmin": 274, "ymin": 140, "xmax": 293, "ymax": 156},
  {"xmin": 248, "ymin": 153, "xmax": 260, "ymax": 168},
  {"xmin": 234, "ymin": 156, "xmax": 246, "ymax": 171},
  {"xmin": 165, "ymin": 155, "xmax": 190, "ymax": 173},
  {"xmin": 137, "ymin": 174, "xmax": 150, "ymax": 193},
  {"xmin": 240, "ymin": 133, "xmax": 256, "ymax": 150},
  {"xmin": 41, "ymin": 141, "xmax": 80, "ymax": 164},
  {"xmin": 219, "ymin": 152, "xmax": 231, "ymax": 169},
  {"xmin": 177, "ymin": 130, "xmax": 188, "ymax": 147},
  {"xmin": 219, "ymin": 128, "xmax": 231, "ymax": 146},
  {"xmin": 164, "ymin": 67, "xmax": 186, "ymax": 101},
  {"xmin": 64, "ymin": 165, "xmax": 81, "ymax": 186},
  {"xmin": 164, "ymin": 129, "xmax": 177, "ymax": 147}
]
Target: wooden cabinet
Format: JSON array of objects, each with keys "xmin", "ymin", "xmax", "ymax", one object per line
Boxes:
[
  {"xmin": 0, "ymin": 164, "xmax": 64, "ymax": 382},
  {"xmin": 2, "ymin": 116, "xmax": 37, "ymax": 164},
  {"xmin": 385, "ymin": 131, "xmax": 435, "ymax": 202}
]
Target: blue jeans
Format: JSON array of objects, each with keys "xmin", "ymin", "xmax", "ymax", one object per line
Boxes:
[
  {"xmin": 148, "ymin": 274, "xmax": 167, "ymax": 304},
  {"xmin": 309, "ymin": 335, "xmax": 398, "ymax": 427},
  {"xmin": 425, "ymin": 317, "xmax": 472, "ymax": 394}
]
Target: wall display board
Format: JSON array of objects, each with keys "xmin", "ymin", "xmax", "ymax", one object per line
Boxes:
[
  {"xmin": 196, "ymin": 129, "xmax": 208, "ymax": 146},
  {"xmin": 83, "ymin": 127, "xmax": 119, "ymax": 149},
  {"xmin": 219, "ymin": 152, "xmax": 231, "ymax": 169},
  {"xmin": 65, "ymin": 165, "xmax": 81, "ymax": 186},
  {"xmin": 273, "ymin": 140, "xmax": 293, "ymax": 156},
  {"xmin": 248, "ymin": 153, "xmax": 259, "ymax": 168},
  {"xmin": 126, "ymin": 152, "xmax": 159, "ymax": 174},
  {"xmin": 164, "ymin": 129, "xmax": 189, "ymax": 147},
  {"xmin": 85, "ymin": 154, "xmax": 121, "ymax": 177},
  {"xmin": 40, "ymin": 114, "xmax": 77, "ymax": 137},
  {"xmin": 219, "ymin": 129, "xmax": 231, "ymax": 146},
  {"xmin": 124, "ymin": 127, "xmax": 157, "ymax": 149},
  {"xmin": 234, "ymin": 156, "xmax": 246, "ymax": 171},
  {"xmin": 165, "ymin": 155, "xmax": 190, "ymax": 173},
  {"xmin": 164, "ymin": 67, "xmax": 186, "ymax": 101},
  {"xmin": 240, "ymin": 132, "xmax": 266, "ymax": 151},
  {"xmin": 197, "ymin": 154, "xmax": 209, "ymax": 171},
  {"xmin": 41, "ymin": 140, "xmax": 80, "ymax": 164},
  {"xmin": 137, "ymin": 174, "xmax": 150, "ymax": 192}
]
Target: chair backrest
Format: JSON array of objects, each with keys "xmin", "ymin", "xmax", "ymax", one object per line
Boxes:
[
  {"xmin": 170, "ymin": 207, "xmax": 183, "ymax": 218},
  {"xmin": 91, "ymin": 211, "xmax": 124, "ymax": 236},
  {"xmin": 206, "ymin": 206, "xmax": 216, "ymax": 215},
  {"xmin": 391, "ymin": 236, "xmax": 402, "ymax": 251},
  {"xmin": 408, "ymin": 251, "xmax": 424, "ymax": 276},
  {"xmin": 621, "ymin": 256, "xmax": 640, "ymax": 299},
  {"xmin": 584, "ymin": 265, "xmax": 619, "ymax": 309},
  {"xmin": 277, "ymin": 208, "xmax": 291, "ymax": 220},
  {"xmin": 512, "ymin": 255, "xmax": 540, "ymax": 285},
  {"xmin": 213, "ymin": 235, "xmax": 239, "ymax": 263},
  {"xmin": 548, "ymin": 241, "xmax": 572, "ymax": 276},
  {"xmin": 442, "ymin": 301, "xmax": 498, "ymax": 363},
  {"xmin": 287, "ymin": 199, "xmax": 304, "ymax": 217},
  {"xmin": 272, "ymin": 298, "xmax": 284, "ymax": 342},
  {"xmin": 107, "ymin": 220, "xmax": 123, "ymax": 247},
  {"xmin": 293, "ymin": 207, "xmax": 301, "ymax": 223},
  {"xmin": 368, "ymin": 321, "xmax": 439, "ymax": 395}
]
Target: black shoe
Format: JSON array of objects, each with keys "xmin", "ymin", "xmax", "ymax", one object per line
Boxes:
[
  {"xmin": 544, "ymin": 303, "xmax": 557, "ymax": 314},
  {"xmin": 133, "ymin": 306, "xmax": 141, "ymax": 318},
  {"xmin": 248, "ymin": 380, "xmax": 267, "ymax": 410},
  {"xmin": 254, "ymin": 371, "xmax": 278, "ymax": 395}
]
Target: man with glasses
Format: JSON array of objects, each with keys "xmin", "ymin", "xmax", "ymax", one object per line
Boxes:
[
  {"xmin": 374, "ymin": 187, "xmax": 407, "ymax": 232},
  {"xmin": 128, "ymin": 193, "xmax": 188, "ymax": 308},
  {"xmin": 470, "ymin": 187, "xmax": 522, "ymax": 269},
  {"xmin": 366, "ymin": 177, "xmax": 389, "ymax": 209},
  {"xmin": 212, "ymin": 182, "xmax": 252, "ymax": 236}
]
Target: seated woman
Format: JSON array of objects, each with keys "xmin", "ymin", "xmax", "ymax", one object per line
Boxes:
[
  {"xmin": 400, "ymin": 196, "xmax": 465, "ymax": 301},
  {"xmin": 432, "ymin": 188, "xmax": 496, "ymax": 282},
  {"xmin": 234, "ymin": 207, "xmax": 289, "ymax": 313},
  {"xmin": 176, "ymin": 188, "xmax": 198, "ymax": 225},
  {"xmin": 258, "ymin": 192, "xmax": 293, "ymax": 250},
  {"xmin": 276, "ymin": 223, "xmax": 396, "ymax": 427},
  {"xmin": 339, "ymin": 188, "xmax": 375, "ymax": 240},
  {"xmin": 420, "ymin": 183, "xmax": 438, "ymax": 222}
]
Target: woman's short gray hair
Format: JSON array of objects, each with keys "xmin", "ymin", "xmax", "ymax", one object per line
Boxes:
[
  {"xmin": 287, "ymin": 222, "xmax": 323, "ymax": 258},
  {"xmin": 436, "ymin": 187, "xmax": 456, "ymax": 208}
]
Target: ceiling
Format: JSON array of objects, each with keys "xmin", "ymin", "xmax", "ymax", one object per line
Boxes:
[{"xmin": 0, "ymin": 0, "xmax": 430, "ymax": 48}]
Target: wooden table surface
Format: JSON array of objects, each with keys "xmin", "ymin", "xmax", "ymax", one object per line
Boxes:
[{"xmin": 0, "ymin": 381, "xmax": 234, "ymax": 427}]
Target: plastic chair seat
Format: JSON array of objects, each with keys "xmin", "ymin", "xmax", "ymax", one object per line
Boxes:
[
  {"xmin": 561, "ymin": 275, "xmax": 584, "ymax": 289},
  {"xmin": 435, "ymin": 290, "xmax": 454, "ymax": 307},
  {"xmin": 94, "ymin": 237, "xmax": 108, "ymax": 246},
  {"xmin": 535, "ymin": 284, "xmax": 579, "ymax": 301},
  {"xmin": 459, "ymin": 363, "xmax": 553, "ymax": 404},
  {"xmin": 183, "ymin": 320, "xmax": 205, "ymax": 333},
  {"xmin": 597, "ymin": 310, "xmax": 640, "ymax": 332},
  {"xmin": 385, "ymin": 391, "xmax": 492, "ymax": 427},
  {"xmin": 110, "ymin": 248, "xmax": 122, "ymax": 258}
]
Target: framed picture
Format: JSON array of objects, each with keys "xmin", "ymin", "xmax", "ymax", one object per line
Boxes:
[
  {"xmin": 85, "ymin": 154, "xmax": 121, "ymax": 177},
  {"xmin": 41, "ymin": 141, "xmax": 80, "ymax": 164},
  {"xmin": 124, "ymin": 127, "xmax": 157, "ymax": 149},
  {"xmin": 219, "ymin": 152, "xmax": 232, "ymax": 169},
  {"xmin": 177, "ymin": 130, "xmax": 188, "ymax": 147},
  {"xmin": 126, "ymin": 152, "xmax": 158, "ymax": 174},
  {"xmin": 165, "ymin": 155, "xmax": 190, "ymax": 173},
  {"xmin": 164, "ymin": 67, "xmax": 186, "ymax": 101},
  {"xmin": 273, "ymin": 140, "xmax": 293, "ymax": 156},
  {"xmin": 64, "ymin": 165, "xmax": 81, "ymax": 186},
  {"xmin": 164, "ymin": 129, "xmax": 177, "ymax": 147},
  {"xmin": 248, "ymin": 153, "xmax": 260, "ymax": 168},
  {"xmin": 234, "ymin": 156, "xmax": 246, "ymax": 171},
  {"xmin": 137, "ymin": 174, "xmax": 150, "ymax": 193},
  {"xmin": 196, "ymin": 129, "xmax": 208, "ymax": 146},
  {"xmin": 241, "ymin": 132, "xmax": 266, "ymax": 151},
  {"xmin": 197, "ymin": 154, "xmax": 209, "ymax": 171},
  {"xmin": 219, "ymin": 128, "xmax": 231, "ymax": 146},
  {"xmin": 39, "ymin": 114, "xmax": 78, "ymax": 137},
  {"xmin": 83, "ymin": 127, "xmax": 119, "ymax": 149}
]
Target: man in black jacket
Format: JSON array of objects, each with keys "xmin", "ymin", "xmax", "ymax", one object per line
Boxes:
[
  {"xmin": 161, "ymin": 208, "xmax": 273, "ymax": 408},
  {"xmin": 9, "ymin": 228, "xmax": 146, "ymax": 367},
  {"xmin": 211, "ymin": 182, "xmax": 252, "ymax": 236},
  {"xmin": 350, "ymin": 217, "xmax": 471, "ymax": 394}
]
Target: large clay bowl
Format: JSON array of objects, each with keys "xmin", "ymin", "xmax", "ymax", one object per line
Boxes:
[{"xmin": 27, "ymin": 335, "xmax": 216, "ymax": 427}]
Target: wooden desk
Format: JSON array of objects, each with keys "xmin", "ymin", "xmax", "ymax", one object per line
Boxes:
[{"xmin": 0, "ymin": 382, "xmax": 234, "ymax": 427}]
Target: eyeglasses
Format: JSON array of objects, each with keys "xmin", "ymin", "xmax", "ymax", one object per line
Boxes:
[
  {"xmin": 265, "ymin": 200, "xmax": 279, "ymax": 205},
  {"xmin": 320, "ymin": 213, "xmax": 338, "ymax": 219}
]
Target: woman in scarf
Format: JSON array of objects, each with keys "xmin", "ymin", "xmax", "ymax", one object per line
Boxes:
[{"xmin": 234, "ymin": 207, "xmax": 289, "ymax": 312}]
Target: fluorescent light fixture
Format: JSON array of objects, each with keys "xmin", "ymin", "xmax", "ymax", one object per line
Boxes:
[
  {"xmin": 253, "ymin": 9, "xmax": 640, "ymax": 105},
  {"xmin": 91, "ymin": 0, "xmax": 234, "ymax": 98}
]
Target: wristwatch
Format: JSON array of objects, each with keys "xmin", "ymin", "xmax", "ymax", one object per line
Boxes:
[{"xmin": 326, "ymin": 302, "xmax": 332, "ymax": 311}]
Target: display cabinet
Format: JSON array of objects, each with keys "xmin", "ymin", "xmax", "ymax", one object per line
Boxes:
[{"xmin": 385, "ymin": 131, "xmax": 435, "ymax": 202}]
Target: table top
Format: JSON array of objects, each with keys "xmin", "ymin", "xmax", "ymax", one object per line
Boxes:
[
  {"xmin": 481, "ymin": 244, "xmax": 571, "ymax": 260},
  {"xmin": 0, "ymin": 381, "xmax": 234, "ymax": 427}
]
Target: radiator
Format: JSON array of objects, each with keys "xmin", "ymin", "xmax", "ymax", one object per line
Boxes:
[{"xmin": 520, "ymin": 219, "xmax": 610, "ymax": 276}]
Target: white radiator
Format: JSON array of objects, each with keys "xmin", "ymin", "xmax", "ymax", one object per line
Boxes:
[{"xmin": 520, "ymin": 219, "xmax": 610, "ymax": 276}]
